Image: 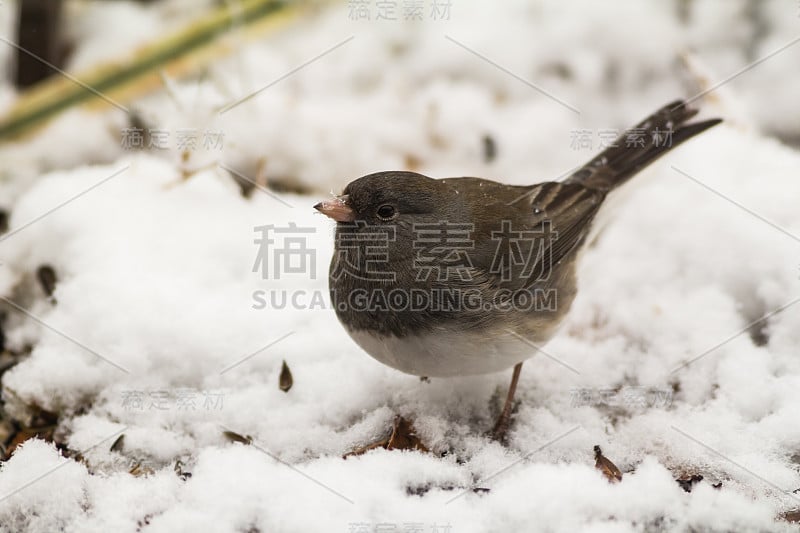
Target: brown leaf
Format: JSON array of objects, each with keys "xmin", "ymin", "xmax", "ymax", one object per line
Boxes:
[
  {"xmin": 780, "ymin": 510, "xmax": 800, "ymax": 523},
  {"xmin": 386, "ymin": 416, "xmax": 428, "ymax": 453},
  {"xmin": 36, "ymin": 265, "xmax": 57, "ymax": 300},
  {"xmin": 129, "ymin": 462, "xmax": 155, "ymax": 477},
  {"xmin": 344, "ymin": 416, "xmax": 428, "ymax": 458},
  {"xmin": 594, "ymin": 445, "xmax": 622, "ymax": 483},
  {"xmin": 279, "ymin": 360, "xmax": 293, "ymax": 393},
  {"xmin": 110, "ymin": 434, "xmax": 125, "ymax": 453},
  {"xmin": 343, "ymin": 439, "xmax": 389, "ymax": 458},
  {"xmin": 174, "ymin": 459, "xmax": 192, "ymax": 480},
  {"xmin": 223, "ymin": 430, "xmax": 252, "ymax": 445},
  {"xmin": 676, "ymin": 474, "xmax": 704, "ymax": 493},
  {"xmin": 0, "ymin": 417, "xmax": 13, "ymax": 449},
  {"xmin": 5, "ymin": 425, "xmax": 55, "ymax": 458}
]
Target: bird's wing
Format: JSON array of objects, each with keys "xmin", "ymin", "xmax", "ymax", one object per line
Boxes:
[
  {"xmin": 523, "ymin": 181, "xmax": 605, "ymax": 283},
  {"xmin": 466, "ymin": 181, "xmax": 605, "ymax": 289}
]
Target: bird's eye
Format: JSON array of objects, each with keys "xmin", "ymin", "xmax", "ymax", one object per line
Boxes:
[{"xmin": 376, "ymin": 204, "xmax": 397, "ymax": 220}]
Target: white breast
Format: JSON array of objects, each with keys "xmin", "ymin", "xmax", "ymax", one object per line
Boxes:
[{"xmin": 347, "ymin": 326, "xmax": 551, "ymax": 377}]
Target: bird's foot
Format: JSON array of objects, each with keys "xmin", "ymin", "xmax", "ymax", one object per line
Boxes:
[
  {"xmin": 488, "ymin": 362, "xmax": 523, "ymax": 444},
  {"xmin": 488, "ymin": 408, "xmax": 515, "ymax": 444}
]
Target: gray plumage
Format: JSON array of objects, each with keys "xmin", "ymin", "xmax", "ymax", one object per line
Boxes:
[{"xmin": 317, "ymin": 100, "xmax": 721, "ymax": 377}]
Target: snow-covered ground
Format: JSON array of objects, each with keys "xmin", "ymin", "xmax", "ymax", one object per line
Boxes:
[{"xmin": 1, "ymin": 1, "xmax": 800, "ymax": 532}]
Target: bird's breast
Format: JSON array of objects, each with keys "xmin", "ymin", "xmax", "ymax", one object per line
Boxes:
[{"xmin": 345, "ymin": 324, "xmax": 554, "ymax": 377}]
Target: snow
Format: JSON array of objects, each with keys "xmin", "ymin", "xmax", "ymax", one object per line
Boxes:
[{"xmin": 1, "ymin": 0, "xmax": 800, "ymax": 531}]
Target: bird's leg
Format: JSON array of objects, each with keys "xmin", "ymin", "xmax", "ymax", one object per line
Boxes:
[{"xmin": 491, "ymin": 362, "xmax": 523, "ymax": 442}]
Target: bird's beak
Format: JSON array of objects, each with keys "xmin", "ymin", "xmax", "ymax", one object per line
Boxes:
[{"xmin": 313, "ymin": 195, "xmax": 355, "ymax": 222}]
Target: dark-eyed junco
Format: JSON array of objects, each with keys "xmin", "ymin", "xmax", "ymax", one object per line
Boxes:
[{"xmin": 315, "ymin": 100, "xmax": 721, "ymax": 440}]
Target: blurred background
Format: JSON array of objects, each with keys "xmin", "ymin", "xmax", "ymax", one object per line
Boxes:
[{"xmin": 0, "ymin": 0, "xmax": 799, "ymax": 211}]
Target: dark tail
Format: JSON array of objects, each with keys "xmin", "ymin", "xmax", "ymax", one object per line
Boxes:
[{"xmin": 565, "ymin": 100, "xmax": 722, "ymax": 192}]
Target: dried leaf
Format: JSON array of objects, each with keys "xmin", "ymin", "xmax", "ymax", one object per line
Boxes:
[
  {"xmin": 386, "ymin": 416, "xmax": 428, "ymax": 452},
  {"xmin": 342, "ymin": 439, "xmax": 388, "ymax": 458},
  {"xmin": 5, "ymin": 426, "xmax": 55, "ymax": 458},
  {"xmin": 129, "ymin": 462, "xmax": 155, "ymax": 477},
  {"xmin": 344, "ymin": 416, "xmax": 428, "ymax": 458},
  {"xmin": 36, "ymin": 265, "xmax": 57, "ymax": 300},
  {"xmin": 279, "ymin": 360, "xmax": 293, "ymax": 392},
  {"xmin": 223, "ymin": 430, "xmax": 252, "ymax": 445},
  {"xmin": 174, "ymin": 459, "xmax": 192, "ymax": 480},
  {"xmin": 0, "ymin": 416, "xmax": 13, "ymax": 445},
  {"xmin": 110, "ymin": 434, "xmax": 125, "ymax": 453},
  {"xmin": 594, "ymin": 445, "xmax": 622, "ymax": 483},
  {"xmin": 780, "ymin": 510, "xmax": 800, "ymax": 523},
  {"xmin": 676, "ymin": 474, "xmax": 703, "ymax": 493}
]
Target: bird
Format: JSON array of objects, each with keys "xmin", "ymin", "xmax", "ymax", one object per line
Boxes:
[{"xmin": 314, "ymin": 100, "xmax": 721, "ymax": 441}]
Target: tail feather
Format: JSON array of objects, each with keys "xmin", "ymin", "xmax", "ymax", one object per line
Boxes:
[{"xmin": 565, "ymin": 100, "xmax": 722, "ymax": 192}]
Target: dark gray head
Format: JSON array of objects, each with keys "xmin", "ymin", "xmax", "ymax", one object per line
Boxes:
[{"xmin": 314, "ymin": 171, "xmax": 455, "ymax": 225}]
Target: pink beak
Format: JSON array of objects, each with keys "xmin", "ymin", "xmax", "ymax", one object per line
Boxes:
[{"xmin": 313, "ymin": 195, "xmax": 355, "ymax": 222}]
